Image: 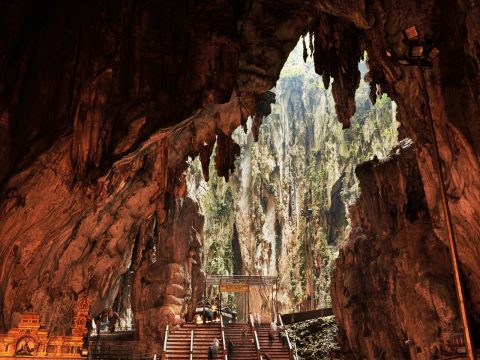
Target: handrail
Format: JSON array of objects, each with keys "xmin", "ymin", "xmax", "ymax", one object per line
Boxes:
[
  {"xmin": 161, "ymin": 324, "xmax": 169, "ymax": 360},
  {"xmin": 249, "ymin": 314, "xmax": 262, "ymax": 360},
  {"xmin": 189, "ymin": 330, "xmax": 194, "ymax": 360},
  {"xmin": 220, "ymin": 316, "xmax": 228, "ymax": 360},
  {"xmin": 253, "ymin": 329, "xmax": 261, "ymax": 360},
  {"xmin": 278, "ymin": 314, "xmax": 296, "ymax": 360}
]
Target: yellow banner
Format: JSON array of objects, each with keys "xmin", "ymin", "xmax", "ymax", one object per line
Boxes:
[{"xmin": 219, "ymin": 283, "xmax": 249, "ymax": 293}]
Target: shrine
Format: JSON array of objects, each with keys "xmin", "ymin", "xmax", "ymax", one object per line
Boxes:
[{"xmin": 0, "ymin": 299, "xmax": 89, "ymax": 359}]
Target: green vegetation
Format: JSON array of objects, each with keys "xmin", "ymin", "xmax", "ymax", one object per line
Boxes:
[{"xmin": 290, "ymin": 316, "xmax": 341, "ymax": 360}]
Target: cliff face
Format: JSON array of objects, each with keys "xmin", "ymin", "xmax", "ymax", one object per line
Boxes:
[
  {"xmin": 0, "ymin": 1, "xmax": 479, "ymax": 358},
  {"xmin": 188, "ymin": 40, "xmax": 397, "ymax": 314},
  {"xmin": 332, "ymin": 139, "xmax": 461, "ymax": 359}
]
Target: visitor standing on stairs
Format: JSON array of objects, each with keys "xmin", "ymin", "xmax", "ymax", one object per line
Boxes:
[
  {"xmin": 227, "ymin": 338, "xmax": 235, "ymax": 357},
  {"xmin": 255, "ymin": 313, "xmax": 261, "ymax": 327},
  {"xmin": 278, "ymin": 324, "xmax": 288, "ymax": 349},
  {"xmin": 269, "ymin": 320, "xmax": 278, "ymax": 347},
  {"xmin": 208, "ymin": 338, "xmax": 220, "ymax": 359},
  {"xmin": 242, "ymin": 325, "xmax": 248, "ymax": 344},
  {"xmin": 268, "ymin": 327, "xmax": 276, "ymax": 347}
]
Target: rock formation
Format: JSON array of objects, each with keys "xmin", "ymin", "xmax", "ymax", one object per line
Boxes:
[
  {"xmin": 131, "ymin": 197, "xmax": 204, "ymax": 352},
  {"xmin": 332, "ymin": 139, "xmax": 463, "ymax": 359},
  {"xmin": 0, "ymin": 0, "xmax": 479, "ymax": 358}
]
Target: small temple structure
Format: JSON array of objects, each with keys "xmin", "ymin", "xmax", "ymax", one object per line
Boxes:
[{"xmin": 0, "ymin": 299, "xmax": 89, "ymax": 359}]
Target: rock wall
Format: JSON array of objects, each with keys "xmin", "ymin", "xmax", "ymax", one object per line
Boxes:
[{"xmin": 332, "ymin": 139, "xmax": 462, "ymax": 359}]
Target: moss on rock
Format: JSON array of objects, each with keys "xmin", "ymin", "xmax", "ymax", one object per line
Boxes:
[{"xmin": 290, "ymin": 316, "xmax": 342, "ymax": 360}]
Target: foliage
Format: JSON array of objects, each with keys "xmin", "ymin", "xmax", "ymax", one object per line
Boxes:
[{"xmin": 290, "ymin": 316, "xmax": 342, "ymax": 360}]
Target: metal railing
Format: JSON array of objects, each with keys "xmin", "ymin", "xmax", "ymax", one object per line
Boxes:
[
  {"xmin": 220, "ymin": 316, "xmax": 228, "ymax": 360},
  {"xmin": 249, "ymin": 314, "xmax": 262, "ymax": 360},
  {"xmin": 189, "ymin": 330, "xmax": 194, "ymax": 360},
  {"xmin": 278, "ymin": 314, "xmax": 297, "ymax": 360},
  {"xmin": 161, "ymin": 324, "xmax": 169, "ymax": 360}
]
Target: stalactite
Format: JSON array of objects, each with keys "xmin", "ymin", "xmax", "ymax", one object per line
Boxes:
[
  {"xmin": 312, "ymin": 13, "xmax": 363, "ymax": 128},
  {"xmin": 214, "ymin": 132, "xmax": 240, "ymax": 181},
  {"xmin": 302, "ymin": 36, "xmax": 308, "ymax": 62}
]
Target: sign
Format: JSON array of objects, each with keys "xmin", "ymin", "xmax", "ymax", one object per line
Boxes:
[{"xmin": 219, "ymin": 283, "xmax": 249, "ymax": 293}]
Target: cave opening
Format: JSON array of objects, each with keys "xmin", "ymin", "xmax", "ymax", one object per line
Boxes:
[{"xmin": 183, "ymin": 36, "xmax": 398, "ymax": 330}]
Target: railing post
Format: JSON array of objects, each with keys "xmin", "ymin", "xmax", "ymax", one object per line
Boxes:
[
  {"xmin": 220, "ymin": 316, "xmax": 228, "ymax": 360},
  {"xmin": 161, "ymin": 324, "xmax": 169, "ymax": 360},
  {"xmin": 189, "ymin": 330, "xmax": 194, "ymax": 360},
  {"xmin": 249, "ymin": 314, "xmax": 262, "ymax": 360},
  {"xmin": 204, "ymin": 277, "xmax": 207, "ymax": 324},
  {"xmin": 278, "ymin": 313, "xmax": 296, "ymax": 360},
  {"xmin": 253, "ymin": 329, "xmax": 261, "ymax": 360}
]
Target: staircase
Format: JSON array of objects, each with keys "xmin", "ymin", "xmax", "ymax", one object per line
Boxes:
[
  {"xmin": 224, "ymin": 324, "xmax": 257, "ymax": 359},
  {"xmin": 256, "ymin": 325, "xmax": 291, "ymax": 360},
  {"xmin": 165, "ymin": 323, "xmax": 226, "ymax": 359}
]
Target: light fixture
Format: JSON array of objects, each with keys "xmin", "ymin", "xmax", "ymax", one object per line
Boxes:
[
  {"xmin": 390, "ymin": 26, "xmax": 476, "ymax": 360},
  {"xmin": 410, "ymin": 45, "xmax": 424, "ymax": 58},
  {"xmin": 428, "ymin": 47, "xmax": 440, "ymax": 60},
  {"xmin": 388, "ymin": 26, "xmax": 439, "ymax": 68},
  {"xmin": 196, "ymin": 314, "xmax": 203, "ymax": 324},
  {"xmin": 403, "ymin": 25, "xmax": 419, "ymax": 40}
]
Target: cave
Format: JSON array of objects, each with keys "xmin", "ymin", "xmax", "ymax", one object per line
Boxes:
[{"xmin": 0, "ymin": 1, "xmax": 480, "ymax": 360}]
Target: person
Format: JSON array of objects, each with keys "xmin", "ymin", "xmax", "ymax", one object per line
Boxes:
[
  {"xmin": 268, "ymin": 327, "xmax": 276, "ymax": 347},
  {"xmin": 270, "ymin": 321, "xmax": 277, "ymax": 333},
  {"xmin": 280, "ymin": 330, "xmax": 288, "ymax": 349},
  {"xmin": 261, "ymin": 352, "xmax": 272, "ymax": 360},
  {"xmin": 204, "ymin": 308, "xmax": 213, "ymax": 323},
  {"xmin": 242, "ymin": 326, "xmax": 248, "ymax": 344},
  {"xmin": 227, "ymin": 338, "xmax": 235, "ymax": 357},
  {"xmin": 208, "ymin": 338, "xmax": 219, "ymax": 359},
  {"xmin": 255, "ymin": 313, "xmax": 261, "ymax": 327},
  {"xmin": 108, "ymin": 308, "xmax": 119, "ymax": 333},
  {"xmin": 93, "ymin": 315, "xmax": 102, "ymax": 339},
  {"xmin": 84, "ymin": 318, "xmax": 92, "ymax": 349}
]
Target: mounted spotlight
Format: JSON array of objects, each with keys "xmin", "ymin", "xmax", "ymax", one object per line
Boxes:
[
  {"xmin": 427, "ymin": 46, "xmax": 440, "ymax": 60},
  {"xmin": 403, "ymin": 25, "xmax": 419, "ymax": 40},
  {"xmin": 388, "ymin": 26, "xmax": 475, "ymax": 360},
  {"xmin": 386, "ymin": 25, "xmax": 439, "ymax": 68}
]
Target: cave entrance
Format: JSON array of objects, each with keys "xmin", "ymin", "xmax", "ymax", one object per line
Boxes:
[{"xmin": 186, "ymin": 35, "xmax": 397, "ymax": 321}]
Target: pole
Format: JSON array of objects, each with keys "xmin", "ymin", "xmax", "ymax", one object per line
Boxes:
[
  {"xmin": 248, "ymin": 275, "xmax": 251, "ymax": 320},
  {"xmin": 420, "ymin": 67, "xmax": 476, "ymax": 360},
  {"xmin": 275, "ymin": 278, "xmax": 279, "ymax": 322},
  {"xmin": 219, "ymin": 275, "xmax": 222, "ymax": 320},
  {"xmin": 271, "ymin": 285, "xmax": 274, "ymax": 322},
  {"xmin": 203, "ymin": 277, "xmax": 206, "ymax": 324}
]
